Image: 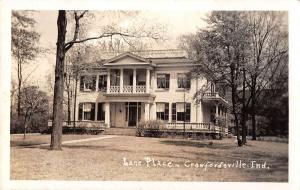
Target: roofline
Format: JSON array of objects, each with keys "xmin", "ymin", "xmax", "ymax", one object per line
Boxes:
[{"xmin": 103, "ymin": 52, "xmax": 150, "ymax": 64}]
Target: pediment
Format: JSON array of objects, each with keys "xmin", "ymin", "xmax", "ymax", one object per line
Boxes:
[{"xmin": 104, "ymin": 53, "xmax": 149, "ymax": 64}]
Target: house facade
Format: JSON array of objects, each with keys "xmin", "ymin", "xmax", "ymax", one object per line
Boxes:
[{"xmin": 75, "ymin": 50, "xmax": 229, "ymax": 134}]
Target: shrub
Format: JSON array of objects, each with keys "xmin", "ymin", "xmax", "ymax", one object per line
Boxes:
[{"xmin": 136, "ymin": 120, "xmax": 164, "ymax": 137}]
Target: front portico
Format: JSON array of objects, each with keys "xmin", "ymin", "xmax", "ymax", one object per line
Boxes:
[
  {"xmin": 104, "ymin": 101, "xmax": 153, "ymax": 128},
  {"xmin": 101, "ymin": 52, "xmax": 155, "ymax": 128}
]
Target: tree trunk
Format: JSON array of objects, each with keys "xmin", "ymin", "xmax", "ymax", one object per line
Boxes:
[
  {"xmin": 241, "ymin": 67, "xmax": 247, "ymax": 144},
  {"xmin": 50, "ymin": 10, "xmax": 67, "ymax": 150},
  {"xmin": 17, "ymin": 54, "xmax": 22, "ymax": 117},
  {"xmin": 251, "ymin": 77, "xmax": 257, "ymax": 140},
  {"xmin": 67, "ymin": 75, "xmax": 71, "ymax": 125},
  {"xmin": 251, "ymin": 98, "xmax": 257, "ymax": 140},
  {"xmin": 23, "ymin": 115, "xmax": 28, "ymax": 139},
  {"xmin": 73, "ymin": 77, "xmax": 78, "ymax": 132},
  {"xmin": 230, "ymin": 66, "xmax": 242, "ymax": 146}
]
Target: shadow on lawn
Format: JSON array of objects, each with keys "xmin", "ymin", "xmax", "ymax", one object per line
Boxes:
[
  {"xmin": 10, "ymin": 141, "xmax": 46, "ymax": 147},
  {"xmin": 19, "ymin": 144, "xmax": 135, "ymax": 154}
]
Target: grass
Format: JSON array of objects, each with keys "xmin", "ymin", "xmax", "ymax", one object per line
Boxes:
[{"xmin": 10, "ymin": 134, "xmax": 288, "ymax": 182}]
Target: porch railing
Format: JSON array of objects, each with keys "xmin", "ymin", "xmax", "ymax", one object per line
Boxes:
[{"xmin": 163, "ymin": 122, "xmax": 222, "ymax": 132}]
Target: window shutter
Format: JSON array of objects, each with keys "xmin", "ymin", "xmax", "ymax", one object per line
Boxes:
[
  {"xmin": 164, "ymin": 103, "xmax": 169, "ymax": 121},
  {"xmin": 186, "ymin": 73, "xmax": 191, "ymax": 89},
  {"xmin": 172, "ymin": 103, "xmax": 176, "ymax": 122},
  {"xmin": 80, "ymin": 76, "xmax": 84, "ymax": 91},
  {"xmin": 78, "ymin": 103, "xmax": 83, "ymax": 121},
  {"xmin": 166, "ymin": 74, "xmax": 170, "ymax": 88},
  {"xmin": 186, "ymin": 103, "xmax": 191, "ymax": 122},
  {"xmin": 91, "ymin": 103, "xmax": 95, "ymax": 120}
]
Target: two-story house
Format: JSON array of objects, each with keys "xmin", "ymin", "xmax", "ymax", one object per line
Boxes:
[{"xmin": 75, "ymin": 49, "xmax": 229, "ymax": 134}]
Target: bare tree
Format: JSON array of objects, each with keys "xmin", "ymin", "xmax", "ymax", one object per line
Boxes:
[
  {"xmin": 11, "ymin": 11, "xmax": 42, "ymax": 117},
  {"xmin": 51, "ymin": 10, "xmax": 165, "ymax": 150},
  {"xmin": 180, "ymin": 11, "xmax": 250, "ymax": 146},
  {"xmin": 244, "ymin": 12, "xmax": 288, "ymax": 140}
]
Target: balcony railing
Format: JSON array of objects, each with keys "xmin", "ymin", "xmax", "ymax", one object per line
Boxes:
[
  {"xmin": 202, "ymin": 92, "xmax": 228, "ymax": 103},
  {"xmin": 108, "ymin": 85, "xmax": 147, "ymax": 94},
  {"xmin": 123, "ymin": 85, "xmax": 133, "ymax": 93},
  {"xmin": 110, "ymin": 86, "xmax": 120, "ymax": 93},
  {"xmin": 136, "ymin": 85, "xmax": 146, "ymax": 93}
]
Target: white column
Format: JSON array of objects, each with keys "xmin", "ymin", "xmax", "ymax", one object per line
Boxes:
[
  {"xmin": 146, "ymin": 69, "xmax": 150, "ymax": 93},
  {"xmin": 96, "ymin": 75, "xmax": 99, "ymax": 92},
  {"xmin": 133, "ymin": 68, "xmax": 136, "ymax": 93},
  {"xmin": 136, "ymin": 102, "xmax": 139, "ymax": 125},
  {"xmin": 120, "ymin": 68, "xmax": 124, "ymax": 93},
  {"xmin": 107, "ymin": 69, "xmax": 110, "ymax": 94},
  {"xmin": 95, "ymin": 103, "xmax": 98, "ymax": 121},
  {"xmin": 144, "ymin": 103, "xmax": 150, "ymax": 121},
  {"xmin": 215, "ymin": 103, "xmax": 219, "ymax": 125},
  {"xmin": 105, "ymin": 102, "xmax": 110, "ymax": 128},
  {"xmin": 151, "ymin": 71, "xmax": 156, "ymax": 90}
]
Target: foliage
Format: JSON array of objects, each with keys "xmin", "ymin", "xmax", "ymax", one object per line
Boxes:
[
  {"xmin": 136, "ymin": 120, "xmax": 164, "ymax": 137},
  {"xmin": 180, "ymin": 11, "xmax": 288, "ymax": 145},
  {"xmin": 11, "ymin": 86, "xmax": 49, "ymax": 134}
]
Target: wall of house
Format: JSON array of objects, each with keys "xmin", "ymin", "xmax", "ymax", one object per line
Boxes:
[
  {"xmin": 153, "ymin": 66, "xmax": 208, "ymax": 123},
  {"xmin": 73, "ymin": 56, "xmax": 216, "ymax": 126}
]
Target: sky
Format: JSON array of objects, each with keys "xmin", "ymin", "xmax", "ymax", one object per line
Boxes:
[{"xmin": 12, "ymin": 10, "xmax": 208, "ymax": 92}]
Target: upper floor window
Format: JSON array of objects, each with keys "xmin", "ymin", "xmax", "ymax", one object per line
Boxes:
[
  {"xmin": 177, "ymin": 73, "xmax": 191, "ymax": 89},
  {"xmin": 80, "ymin": 75, "xmax": 96, "ymax": 92},
  {"xmin": 157, "ymin": 74, "xmax": 170, "ymax": 89},
  {"xmin": 98, "ymin": 75, "xmax": 107, "ymax": 92},
  {"xmin": 111, "ymin": 70, "xmax": 120, "ymax": 86}
]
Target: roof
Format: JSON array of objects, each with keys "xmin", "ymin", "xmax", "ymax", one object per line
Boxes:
[{"xmin": 78, "ymin": 49, "xmax": 193, "ymax": 68}]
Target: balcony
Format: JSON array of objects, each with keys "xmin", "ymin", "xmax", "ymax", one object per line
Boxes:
[
  {"xmin": 108, "ymin": 85, "xmax": 147, "ymax": 94},
  {"xmin": 202, "ymin": 92, "xmax": 228, "ymax": 105}
]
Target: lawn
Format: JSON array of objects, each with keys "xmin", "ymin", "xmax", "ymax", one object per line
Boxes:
[{"xmin": 10, "ymin": 134, "xmax": 288, "ymax": 182}]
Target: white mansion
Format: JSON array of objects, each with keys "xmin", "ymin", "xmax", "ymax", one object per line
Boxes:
[{"xmin": 75, "ymin": 49, "xmax": 229, "ymax": 134}]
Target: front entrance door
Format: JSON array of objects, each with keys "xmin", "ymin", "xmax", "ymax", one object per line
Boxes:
[
  {"xmin": 128, "ymin": 107, "xmax": 137, "ymax": 126},
  {"xmin": 126, "ymin": 102, "xmax": 142, "ymax": 127}
]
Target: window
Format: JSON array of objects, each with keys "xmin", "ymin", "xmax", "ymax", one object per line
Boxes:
[
  {"xmin": 177, "ymin": 73, "xmax": 191, "ymax": 89},
  {"xmin": 157, "ymin": 74, "xmax": 170, "ymax": 89},
  {"xmin": 211, "ymin": 82, "xmax": 215, "ymax": 93},
  {"xmin": 97, "ymin": 103, "xmax": 105, "ymax": 121},
  {"xmin": 98, "ymin": 75, "xmax": 107, "ymax": 92},
  {"xmin": 171, "ymin": 102, "xmax": 191, "ymax": 122},
  {"xmin": 156, "ymin": 103, "xmax": 169, "ymax": 121},
  {"xmin": 78, "ymin": 102, "xmax": 95, "ymax": 121},
  {"xmin": 111, "ymin": 70, "xmax": 120, "ymax": 86},
  {"xmin": 80, "ymin": 75, "xmax": 96, "ymax": 91}
]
